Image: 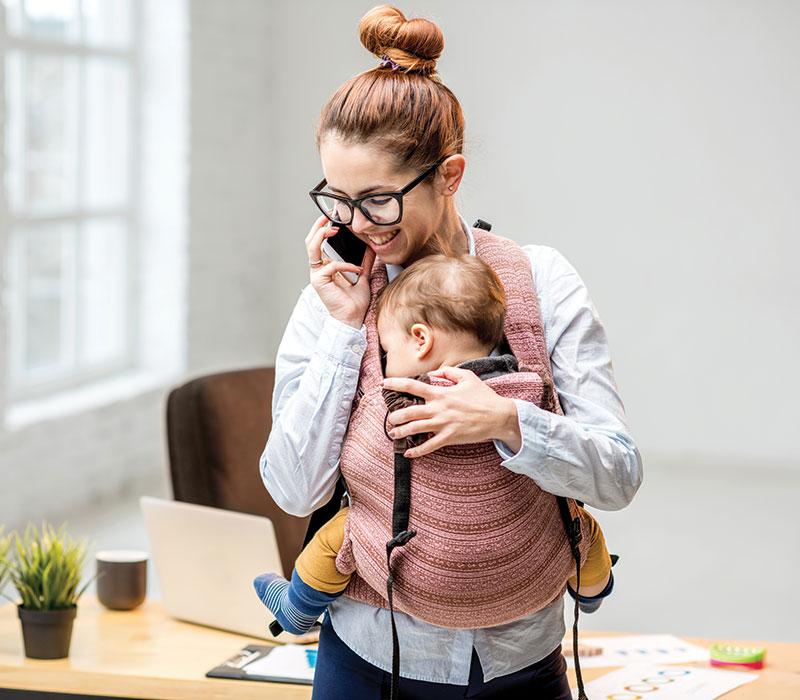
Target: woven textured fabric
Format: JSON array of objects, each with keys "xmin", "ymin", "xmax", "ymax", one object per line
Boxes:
[{"xmin": 334, "ymin": 228, "xmax": 592, "ymax": 628}]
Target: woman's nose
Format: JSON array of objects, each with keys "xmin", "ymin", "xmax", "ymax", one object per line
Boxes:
[{"xmin": 349, "ymin": 208, "xmax": 372, "ymax": 235}]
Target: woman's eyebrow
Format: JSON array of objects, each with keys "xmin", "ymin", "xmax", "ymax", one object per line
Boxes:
[{"xmin": 328, "ymin": 183, "xmax": 392, "ymax": 196}]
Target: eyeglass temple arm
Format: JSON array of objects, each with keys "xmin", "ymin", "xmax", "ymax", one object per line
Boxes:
[
  {"xmin": 310, "ymin": 178, "xmax": 328, "ymax": 193},
  {"xmin": 399, "ymin": 157, "xmax": 448, "ymax": 194}
]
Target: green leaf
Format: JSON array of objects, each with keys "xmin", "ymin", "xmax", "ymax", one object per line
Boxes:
[{"xmin": 5, "ymin": 520, "xmax": 92, "ymax": 610}]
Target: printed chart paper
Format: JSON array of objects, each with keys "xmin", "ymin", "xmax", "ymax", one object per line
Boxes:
[
  {"xmin": 565, "ymin": 634, "xmax": 709, "ymax": 667},
  {"xmin": 241, "ymin": 644, "xmax": 317, "ymax": 682},
  {"xmin": 572, "ymin": 664, "xmax": 757, "ymax": 700}
]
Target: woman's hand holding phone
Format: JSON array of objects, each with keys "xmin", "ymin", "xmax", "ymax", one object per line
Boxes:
[{"xmin": 305, "ymin": 215, "xmax": 376, "ymax": 330}]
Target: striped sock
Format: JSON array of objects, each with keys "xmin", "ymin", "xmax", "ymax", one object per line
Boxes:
[{"xmin": 253, "ymin": 570, "xmax": 340, "ymax": 635}]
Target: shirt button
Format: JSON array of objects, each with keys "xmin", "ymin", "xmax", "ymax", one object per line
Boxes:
[{"xmin": 350, "ymin": 344, "xmax": 364, "ymax": 354}]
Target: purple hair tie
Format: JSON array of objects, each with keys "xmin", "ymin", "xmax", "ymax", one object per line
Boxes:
[{"xmin": 380, "ymin": 53, "xmax": 402, "ymax": 71}]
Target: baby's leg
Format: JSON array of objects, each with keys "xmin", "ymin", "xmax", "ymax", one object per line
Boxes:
[
  {"xmin": 294, "ymin": 506, "xmax": 351, "ymax": 591},
  {"xmin": 567, "ymin": 510, "xmax": 614, "ymax": 613},
  {"xmin": 253, "ymin": 507, "xmax": 351, "ymax": 635}
]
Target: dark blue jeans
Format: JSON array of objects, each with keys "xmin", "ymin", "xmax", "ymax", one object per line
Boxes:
[{"xmin": 311, "ymin": 613, "xmax": 573, "ymax": 699}]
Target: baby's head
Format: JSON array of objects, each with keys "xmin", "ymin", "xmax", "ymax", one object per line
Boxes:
[{"xmin": 376, "ymin": 254, "xmax": 506, "ymax": 378}]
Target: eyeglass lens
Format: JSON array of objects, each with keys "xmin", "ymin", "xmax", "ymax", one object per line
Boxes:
[{"xmin": 315, "ymin": 194, "xmax": 400, "ymax": 225}]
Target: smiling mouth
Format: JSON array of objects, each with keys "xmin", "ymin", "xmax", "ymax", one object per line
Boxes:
[{"xmin": 367, "ymin": 229, "xmax": 400, "ymax": 246}]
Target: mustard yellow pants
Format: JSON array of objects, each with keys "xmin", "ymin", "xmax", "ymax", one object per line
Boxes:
[
  {"xmin": 295, "ymin": 507, "xmax": 352, "ymax": 594},
  {"xmin": 569, "ymin": 510, "xmax": 613, "ymax": 592}
]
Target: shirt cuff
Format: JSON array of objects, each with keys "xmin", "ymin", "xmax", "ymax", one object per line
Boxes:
[
  {"xmin": 493, "ymin": 398, "xmax": 553, "ymax": 471},
  {"xmin": 315, "ymin": 314, "xmax": 367, "ymax": 370}
]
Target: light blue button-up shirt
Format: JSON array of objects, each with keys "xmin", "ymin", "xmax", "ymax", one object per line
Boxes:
[{"xmin": 260, "ymin": 213, "xmax": 643, "ymax": 683}]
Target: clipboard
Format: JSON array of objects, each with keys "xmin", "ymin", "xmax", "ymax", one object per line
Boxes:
[{"xmin": 206, "ymin": 643, "xmax": 317, "ymax": 685}]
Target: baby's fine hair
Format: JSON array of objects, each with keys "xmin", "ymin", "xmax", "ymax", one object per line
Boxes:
[{"xmin": 375, "ymin": 254, "xmax": 506, "ymax": 349}]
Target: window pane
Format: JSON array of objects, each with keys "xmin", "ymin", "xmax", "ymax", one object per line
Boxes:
[
  {"xmin": 83, "ymin": 0, "xmax": 131, "ymax": 47},
  {"xmin": 79, "ymin": 219, "xmax": 128, "ymax": 365},
  {"xmin": 5, "ymin": 52, "xmax": 25, "ymax": 209},
  {"xmin": 83, "ymin": 59, "xmax": 129, "ymax": 208},
  {"xmin": 6, "ymin": 52, "xmax": 80, "ymax": 212},
  {"xmin": 15, "ymin": 224, "xmax": 77, "ymax": 377},
  {"xmin": 23, "ymin": 0, "xmax": 81, "ymax": 42},
  {"xmin": 4, "ymin": 0, "xmax": 25, "ymax": 34}
]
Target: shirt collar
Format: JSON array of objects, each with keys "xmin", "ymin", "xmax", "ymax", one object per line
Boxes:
[{"xmin": 385, "ymin": 213, "xmax": 474, "ymax": 282}]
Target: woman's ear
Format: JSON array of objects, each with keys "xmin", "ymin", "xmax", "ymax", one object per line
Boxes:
[
  {"xmin": 410, "ymin": 323, "xmax": 434, "ymax": 358},
  {"xmin": 437, "ymin": 154, "xmax": 466, "ymax": 196}
]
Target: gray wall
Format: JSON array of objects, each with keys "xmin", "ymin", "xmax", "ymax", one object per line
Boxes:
[
  {"xmin": 188, "ymin": 1, "xmax": 277, "ymax": 372},
  {"xmin": 261, "ymin": 0, "xmax": 800, "ymax": 471}
]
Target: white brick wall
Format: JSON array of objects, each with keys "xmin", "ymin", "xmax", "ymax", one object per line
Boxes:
[
  {"xmin": 0, "ymin": 389, "xmax": 169, "ymax": 529},
  {"xmin": 0, "ymin": 0, "xmax": 289, "ymax": 532},
  {"xmin": 0, "ymin": 0, "xmax": 188, "ymax": 531}
]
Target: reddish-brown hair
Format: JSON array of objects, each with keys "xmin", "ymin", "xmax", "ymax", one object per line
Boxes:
[
  {"xmin": 375, "ymin": 254, "xmax": 506, "ymax": 349},
  {"xmin": 316, "ymin": 4, "xmax": 465, "ymax": 176}
]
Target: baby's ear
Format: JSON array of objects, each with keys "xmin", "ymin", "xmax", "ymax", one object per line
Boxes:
[{"xmin": 411, "ymin": 322, "xmax": 432, "ymax": 344}]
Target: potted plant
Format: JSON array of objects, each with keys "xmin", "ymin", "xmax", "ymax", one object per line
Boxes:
[{"xmin": 0, "ymin": 521, "xmax": 96, "ymax": 659}]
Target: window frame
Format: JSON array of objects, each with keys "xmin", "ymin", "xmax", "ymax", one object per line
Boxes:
[{"xmin": 2, "ymin": 1, "xmax": 141, "ymax": 402}]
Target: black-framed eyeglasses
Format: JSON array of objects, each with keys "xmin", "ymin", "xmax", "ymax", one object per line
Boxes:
[{"xmin": 309, "ymin": 156, "xmax": 447, "ymax": 227}]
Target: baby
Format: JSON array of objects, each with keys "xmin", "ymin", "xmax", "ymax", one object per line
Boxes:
[{"xmin": 253, "ymin": 254, "xmax": 615, "ymax": 635}]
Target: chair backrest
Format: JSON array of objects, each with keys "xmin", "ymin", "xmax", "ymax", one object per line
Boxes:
[{"xmin": 165, "ymin": 367, "xmax": 308, "ymax": 578}]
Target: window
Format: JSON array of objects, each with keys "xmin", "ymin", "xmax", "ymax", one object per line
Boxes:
[{"xmin": 3, "ymin": 0, "xmax": 137, "ymax": 401}]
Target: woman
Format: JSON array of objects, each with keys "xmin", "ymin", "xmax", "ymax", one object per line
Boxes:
[{"xmin": 260, "ymin": 5, "xmax": 643, "ymax": 698}]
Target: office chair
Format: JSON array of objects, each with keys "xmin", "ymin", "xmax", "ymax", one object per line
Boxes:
[{"xmin": 165, "ymin": 367, "xmax": 309, "ymax": 578}]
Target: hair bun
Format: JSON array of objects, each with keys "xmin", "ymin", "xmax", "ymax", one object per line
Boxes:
[{"xmin": 359, "ymin": 4, "xmax": 444, "ymax": 76}]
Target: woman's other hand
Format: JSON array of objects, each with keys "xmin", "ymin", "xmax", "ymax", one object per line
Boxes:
[
  {"xmin": 306, "ymin": 215, "xmax": 376, "ymax": 329},
  {"xmin": 383, "ymin": 366, "xmax": 522, "ymax": 458}
]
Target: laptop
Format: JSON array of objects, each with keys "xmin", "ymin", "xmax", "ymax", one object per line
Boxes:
[{"xmin": 140, "ymin": 496, "xmax": 309, "ymax": 642}]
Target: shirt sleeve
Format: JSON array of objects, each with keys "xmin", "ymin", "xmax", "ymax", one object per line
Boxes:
[
  {"xmin": 492, "ymin": 246, "xmax": 643, "ymax": 511},
  {"xmin": 259, "ymin": 284, "xmax": 367, "ymax": 517}
]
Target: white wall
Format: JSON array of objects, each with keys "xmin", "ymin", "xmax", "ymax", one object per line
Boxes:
[{"xmin": 264, "ymin": 0, "xmax": 800, "ymax": 471}]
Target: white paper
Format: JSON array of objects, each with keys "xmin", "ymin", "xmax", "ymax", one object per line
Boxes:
[
  {"xmin": 565, "ymin": 634, "xmax": 709, "ymax": 667},
  {"xmin": 573, "ymin": 664, "xmax": 757, "ymax": 700},
  {"xmin": 242, "ymin": 644, "xmax": 317, "ymax": 681}
]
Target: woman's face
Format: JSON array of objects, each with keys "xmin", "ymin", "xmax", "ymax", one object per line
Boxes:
[{"xmin": 318, "ymin": 137, "xmax": 449, "ymax": 266}]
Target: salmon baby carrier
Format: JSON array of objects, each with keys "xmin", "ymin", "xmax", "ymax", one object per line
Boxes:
[{"xmin": 307, "ymin": 221, "xmax": 594, "ymax": 698}]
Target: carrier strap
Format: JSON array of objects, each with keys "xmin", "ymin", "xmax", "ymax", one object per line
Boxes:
[
  {"xmin": 385, "ymin": 449, "xmax": 416, "ymax": 700},
  {"xmin": 557, "ymin": 496, "xmax": 588, "ymax": 700}
]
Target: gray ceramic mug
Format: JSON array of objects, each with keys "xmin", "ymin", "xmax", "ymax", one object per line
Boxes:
[{"xmin": 95, "ymin": 550, "xmax": 148, "ymax": 610}]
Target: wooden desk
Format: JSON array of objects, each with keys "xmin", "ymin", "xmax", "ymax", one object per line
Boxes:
[
  {"xmin": 0, "ymin": 596, "xmax": 307, "ymax": 699},
  {"xmin": 0, "ymin": 596, "xmax": 798, "ymax": 699}
]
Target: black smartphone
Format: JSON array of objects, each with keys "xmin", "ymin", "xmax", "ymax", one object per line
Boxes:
[{"xmin": 321, "ymin": 221, "xmax": 368, "ymax": 285}]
